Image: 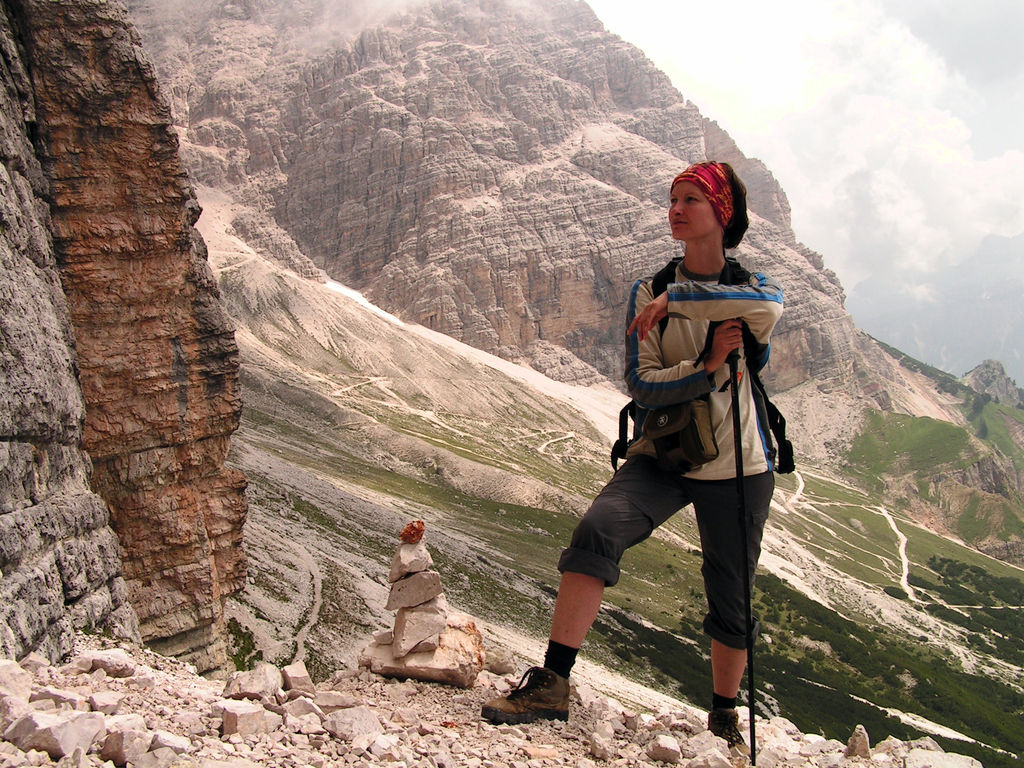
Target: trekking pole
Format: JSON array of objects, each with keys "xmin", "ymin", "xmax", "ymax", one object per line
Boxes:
[{"xmin": 727, "ymin": 348, "xmax": 757, "ymax": 764}]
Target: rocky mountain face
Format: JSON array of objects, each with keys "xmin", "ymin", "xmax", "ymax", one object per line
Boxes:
[
  {"xmin": 1, "ymin": 0, "xmax": 138, "ymax": 663},
  {"xmin": 1, "ymin": 0, "xmax": 246, "ymax": 673},
  {"xmin": 124, "ymin": 0, "xmax": 1024, "ymax": 550},
  {"xmin": 128, "ymin": 0, "xmax": 877, "ymax": 399},
  {"xmin": 963, "ymin": 360, "xmax": 1023, "ymax": 408}
]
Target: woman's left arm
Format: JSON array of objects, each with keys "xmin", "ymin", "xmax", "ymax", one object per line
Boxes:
[{"xmin": 664, "ymin": 272, "xmax": 783, "ymax": 343}]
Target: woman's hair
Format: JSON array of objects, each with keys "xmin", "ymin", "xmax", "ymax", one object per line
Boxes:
[{"xmin": 720, "ymin": 162, "xmax": 749, "ymax": 249}]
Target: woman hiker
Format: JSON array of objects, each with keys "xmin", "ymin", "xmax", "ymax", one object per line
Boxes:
[{"xmin": 480, "ymin": 162, "xmax": 784, "ymax": 749}]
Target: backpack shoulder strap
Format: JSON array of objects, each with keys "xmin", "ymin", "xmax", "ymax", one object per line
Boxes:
[
  {"xmin": 722, "ymin": 256, "xmax": 796, "ymax": 473},
  {"xmin": 610, "ymin": 399, "xmax": 635, "ymax": 470},
  {"xmin": 651, "ymin": 256, "xmax": 682, "ymax": 336}
]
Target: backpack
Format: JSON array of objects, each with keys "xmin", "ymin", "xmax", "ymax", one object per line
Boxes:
[{"xmin": 609, "ymin": 256, "xmax": 794, "ymax": 474}]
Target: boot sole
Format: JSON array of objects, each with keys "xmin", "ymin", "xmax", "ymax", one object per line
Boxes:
[{"xmin": 480, "ymin": 705, "xmax": 569, "ymax": 725}]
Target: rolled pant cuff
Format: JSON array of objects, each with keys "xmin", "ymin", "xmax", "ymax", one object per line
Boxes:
[
  {"xmin": 703, "ymin": 615, "xmax": 761, "ymax": 650},
  {"xmin": 557, "ymin": 547, "xmax": 620, "ymax": 587}
]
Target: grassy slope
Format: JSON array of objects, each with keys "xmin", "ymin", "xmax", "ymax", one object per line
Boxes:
[{"xmin": 233, "ymin": 385, "xmax": 1024, "ymax": 768}]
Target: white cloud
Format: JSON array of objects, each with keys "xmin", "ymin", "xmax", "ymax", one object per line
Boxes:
[{"xmin": 585, "ymin": 0, "xmax": 1024, "ymax": 293}]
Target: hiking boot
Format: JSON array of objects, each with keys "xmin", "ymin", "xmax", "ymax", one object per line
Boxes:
[
  {"xmin": 708, "ymin": 707, "xmax": 750, "ymax": 754},
  {"xmin": 480, "ymin": 666, "xmax": 570, "ymax": 724}
]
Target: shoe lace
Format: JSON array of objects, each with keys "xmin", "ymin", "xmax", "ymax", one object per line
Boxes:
[
  {"xmin": 710, "ymin": 710, "xmax": 744, "ymax": 746},
  {"xmin": 506, "ymin": 666, "xmax": 550, "ymax": 700}
]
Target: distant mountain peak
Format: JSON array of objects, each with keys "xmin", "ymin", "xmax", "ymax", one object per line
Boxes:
[{"xmin": 962, "ymin": 359, "xmax": 1023, "ymax": 407}]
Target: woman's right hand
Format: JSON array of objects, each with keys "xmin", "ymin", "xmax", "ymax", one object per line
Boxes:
[{"xmin": 704, "ymin": 319, "xmax": 744, "ymax": 373}]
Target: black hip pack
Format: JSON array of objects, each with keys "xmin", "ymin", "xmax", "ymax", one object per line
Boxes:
[{"xmin": 642, "ymin": 398, "xmax": 719, "ymax": 473}]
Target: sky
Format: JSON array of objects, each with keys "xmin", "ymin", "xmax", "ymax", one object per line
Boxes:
[{"xmin": 584, "ymin": 0, "xmax": 1024, "ymax": 298}]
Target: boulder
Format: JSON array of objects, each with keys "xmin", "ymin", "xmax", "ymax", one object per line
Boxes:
[
  {"xmin": 218, "ymin": 699, "xmax": 269, "ymax": 737},
  {"xmin": 281, "ymin": 660, "xmax": 316, "ymax": 695},
  {"xmin": 388, "ymin": 542, "xmax": 434, "ymax": 582},
  {"xmin": 100, "ymin": 726, "xmax": 154, "ymax": 766},
  {"xmin": 323, "ymin": 705, "xmax": 383, "ymax": 741},
  {"xmin": 646, "ymin": 733, "xmax": 682, "ymax": 764},
  {"xmin": 360, "ymin": 612, "xmax": 485, "ymax": 688},
  {"xmin": 223, "ymin": 662, "xmax": 283, "ymax": 701},
  {"xmin": 844, "ymin": 724, "xmax": 870, "ymax": 758},
  {"xmin": 4, "ymin": 710, "xmax": 105, "ymax": 759},
  {"xmin": 392, "ymin": 597, "xmax": 448, "ymax": 657},
  {"xmin": 0, "ymin": 660, "xmax": 33, "ymax": 700},
  {"xmin": 385, "ymin": 570, "xmax": 443, "ymax": 610},
  {"xmin": 78, "ymin": 649, "xmax": 136, "ymax": 678}
]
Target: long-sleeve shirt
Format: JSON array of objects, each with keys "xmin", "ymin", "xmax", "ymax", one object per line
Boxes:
[{"xmin": 623, "ymin": 261, "xmax": 784, "ymax": 480}]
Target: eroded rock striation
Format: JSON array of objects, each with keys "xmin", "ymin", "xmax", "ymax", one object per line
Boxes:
[
  {"xmin": 126, "ymin": 0, "xmax": 875, "ymax": 399},
  {"xmin": 2, "ymin": 0, "xmax": 246, "ymax": 672},
  {"xmin": 1, "ymin": 0, "xmax": 138, "ymax": 663}
]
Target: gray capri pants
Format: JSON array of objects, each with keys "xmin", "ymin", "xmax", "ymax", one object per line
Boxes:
[{"xmin": 558, "ymin": 455, "xmax": 774, "ymax": 650}]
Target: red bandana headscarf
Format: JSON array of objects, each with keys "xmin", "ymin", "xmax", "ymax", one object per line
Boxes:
[{"xmin": 671, "ymin": 162, "xmax": 734, "ymax": 229}]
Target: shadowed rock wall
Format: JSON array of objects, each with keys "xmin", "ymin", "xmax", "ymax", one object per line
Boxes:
[
  {"xmin": 1, "ymin": 0, "xmax": 139, "ymax": 661},
  {"xmin": 2, "ymin": 0, "xmax": 247, "ymax": 673}
]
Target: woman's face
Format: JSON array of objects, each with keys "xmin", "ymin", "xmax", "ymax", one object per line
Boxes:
[{"xmin": 668, "ymin": 181, "xmax": 722, "ymax": 243}]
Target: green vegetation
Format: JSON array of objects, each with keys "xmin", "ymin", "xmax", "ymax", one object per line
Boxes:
[
  {"xmin": 847, "ymin": 410, "xmax": 974, "ymax": 491},
  {"xmin": 227, "ymin": 617, "xmax": 263, "ymax": 671}
]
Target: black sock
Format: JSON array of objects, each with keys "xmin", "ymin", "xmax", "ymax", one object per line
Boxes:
[
  {"xmin": 543, "ymin": 640, "xmax": 578, "ymax": 679},
  {"xmin": 712, "ymin": 693, "xmax": 737, "ymax": 710}
]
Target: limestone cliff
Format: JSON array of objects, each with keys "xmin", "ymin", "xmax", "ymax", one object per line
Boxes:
[
  {"xmin": 2, "ymin": 0, "xmax": 246, "ymax": 673},
  {"xmin": 1, "ymin": 0, "xmax": 138, "ymax": 661},
  {"xmin": 126, "ymin": 0, "xmax": 897, "ymax": 411}
]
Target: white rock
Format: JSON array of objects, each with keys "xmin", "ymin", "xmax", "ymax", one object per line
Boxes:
[
  {"xmin": 755, "ymin": 746, "xmax": 785, "ymax": 768},
  {"xmin": 4, "ymin": 710, "xmax": 106, "ymax": 760},
  {"xmin": 151, "ymin": 729, "xmax": 191, "ymax": 753},
  {"xmin": 88, "ymin": 690, "xmax": 122, "ymax": 715},
  {"xmin": 360, "ymin": 613, "xmax": 485, "ymax": 688},
  {"xmin": 219, "ymin": 700, "xmax": 268, "ymax": 737},
  {"xmin": 281, "ymin": 661, "xmax": 316, "ymax": 695},
  {"xmin": 313, "ymin": 691, "xmax": 360, "ymax": 712},
  {"xmin": 368, "ymin": 732, "xmax": 401, "ymax": 757},
  {"xmin": 80, "ymin": 650, "xmax": 135, "ymax": 678},
  {"xmin": 288, "ymin": 712, "xmax": 326, "ymax": 735},
  {"xmin": 223, "ymin": 663, "xmax": 283, "ymax": 702},
  {"xmin": 389, "ymin": 542, "xmax": 434, "ymax": 582},
  {"xmin": 845, "ymin": 724, "xmax": 871, "ymax": 758},
  {"xmin": 681, "ymin": 729, "xmax": 725, "ymax": 759},
  {"xmin": 588, "ymin": 732, "xmax": 613, "ymax": 760},
  {"xmin": 105, "ymin": 714, "xmax": 148, "ymax": 733},
  {"xmin": 128, "ymin": 673, "xmax": 156, "ymax": 689},
  {"xmin": 685, "ymin": 749, "xmax": 733, "ymax": 768},
  {"xmin": 17, "ymin": 654, "xmax": 50, "ymax": 674},
  {"xmin": 323, "ymin": 705, "xmax": 383, "ymax": 741},
  {"xmin": 393, "ymin": 597, "xmax": 448, "ymax": 658},
  {"xmin": 647, "ymin": 733, "xmax": 682, "ymax": 764},
  {"xmin": 0, "ymin": 661, "xmax": 33, "ymax": 700},
  {"xmin": 1, "ymin": 694, "xmax": 33, "ymax": 731},
  {"xmin": 263, "ymin": 710, "xmax": 284, "ymax": 732},
  {"xmin": 407, "ymin": 635, "xmax": 440, "ymax": 654},
  {"xmin": 906, "ymin": 749, "xmax": 983, "ymax": 768},
  {"xmin": 29, "ymin": 687, "xmax": 88, "ymax": 711},
  {"xmin": 100, "ymin": 727, "xmax": 153, "ymax": 765},
  {"xmin": 386, "ymin": 571, "xmax": 443, "ymax": 610},
  {"xmin": 133, "ymin": 746, "xmax": 179, "ymax": 768},
  {"xmin": 283, "ymin": 698, "xmax": 324, "ymax": 720}
]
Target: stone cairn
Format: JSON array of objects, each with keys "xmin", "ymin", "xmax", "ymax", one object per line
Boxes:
[{"xmin": 359, "ymin": 521, "xmax": 485, "ymax": 688}]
